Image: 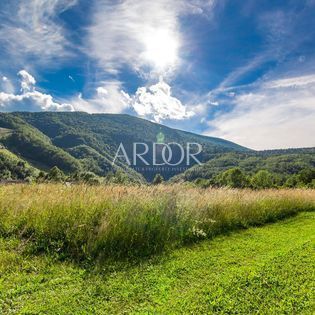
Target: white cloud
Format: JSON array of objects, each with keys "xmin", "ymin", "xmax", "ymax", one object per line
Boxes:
[
  {"xmin": 0, "ymin": 71, "xmax": 193, "ymax": 120},
  {"xmin": 264, "ymin": 74, "xmax": 315, "ymax": 89},
  {"xmin": 96, "ymin": 87, "xmax": 108, "ymax": 96},
  {"xmin": 87, "ymin": 0, "xmax": 216, "ymax": 77},
  {"xmin": 0, "ymin": 91, "xmax": 74, "ymax": 112},
  {"xmin": 0, "ymin": 70, "xmax": 74, "ymax": 112},
  {"xmin": 0, "ymin": 0, "xmax": 77, "ymax": 65},
  {"xmin": 87, "ymin": 0, "xmax": 179, "ymax": 76},
  {"xmin": 71, "ymin": 81, "xmax": 130, "ymax": 114},
  {"xmin": 71, "ymin": 78, "xmax": 194, "ymax": 122},
  {"xmin": 18, "ymin": 70, "xmax": 36, "ymax": 92},
  {"xmin": 205, "ymin": 74, "xmax": 315, "ymax": 150},
  {"xmin": 209, "ymin": 101, "xmax": 219, "ymax": 106},
  {"xmin": 127, "ymin": 79, "xmax": 194, "ymax": 122}
]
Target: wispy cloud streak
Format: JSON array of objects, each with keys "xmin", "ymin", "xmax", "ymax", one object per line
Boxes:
[
  {"xmin": 0, "ymin": 0, "xmax": 77, "ymax": 66},
  {"xmin": 206, "ymin": 74, "xmax": 315, "ymax": 149}
]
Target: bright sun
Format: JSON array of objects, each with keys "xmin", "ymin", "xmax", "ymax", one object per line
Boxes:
[{"xmin": 142, "ymin": 29, "xmax": 179, "ymax": 71}]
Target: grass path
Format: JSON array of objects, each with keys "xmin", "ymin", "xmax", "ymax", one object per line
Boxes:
[{"xmin": 0, "ymin": 212, "xmax": 314, "ymax": 314}]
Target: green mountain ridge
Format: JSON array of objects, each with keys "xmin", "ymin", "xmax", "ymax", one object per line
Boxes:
[{"xmin": 0, "ymin": 112, "xmax": 249, "ymax": 181}]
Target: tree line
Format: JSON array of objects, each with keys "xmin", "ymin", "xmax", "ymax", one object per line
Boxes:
[{"xmin": 193, "ymin": 167, "xmax": 315, "ymax": 189}]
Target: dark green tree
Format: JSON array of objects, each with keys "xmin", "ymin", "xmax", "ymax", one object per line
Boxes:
[
  {"xmin": 215, "ymin": 168, "xmax": 248, "ymax": 188},
  {"xmin": 152, "ymin": 173, "xmax": 164, "ymax": 185},
  {"xmin": 113, "ymin": 170, "xmax": 130, "ymax": 184},
  {"xmin": 36, "ymin": 171, "xmax": 46, "ymax": 183},
  {"xmin": 284, "ymin": 174, "xmax": 300, "ymax": 188},
  {"xmin": 297, "ymin": 168, "xmax": 315, "ymax": 186},
  {"xmin": 47, "ymin": 166, "xmax": 65, "ymax": 182},
  {"xmin": 251, "ymin": 170, "xmax": 274, "ymax": 189},
  {"xmin": 194, "ymin": 178, "xmax": 211, "ymax": 188}
]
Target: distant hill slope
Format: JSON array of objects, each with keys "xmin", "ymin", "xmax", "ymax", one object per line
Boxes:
[
  {"xmin": 0, "ymin": 113, "xmax": 82, "ymax": 173},
  {"xmin": 173, "ymin": 148, "xmax": 315, "ymax": 182},
  {"xmin": 0, "ymin": 112, "xmax": 249, "ymax": 181},
  {"xmin": 0, "ymin": 113, "xmax": 144, "ymax": 182}
]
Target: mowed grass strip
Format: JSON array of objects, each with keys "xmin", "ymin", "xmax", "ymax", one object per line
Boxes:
[
  {"xmin": 0, "ymin": 184, "xmax": 314, "ymax": 260},
  {"xmin": 0, "ymin": 212, "xmax": 314, "ymax": 314}
]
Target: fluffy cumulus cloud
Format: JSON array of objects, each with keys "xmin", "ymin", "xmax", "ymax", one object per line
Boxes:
[
  {"xmin": 0, "ymin": 70, "xmax": 74, "ymax": 112},
  {"xmin": 71, "ymin": 81, "xmax": 130, "ymax": 114},
  {"xmin": 0, "ymin": 0, "xmax": 77, "ymax": 65},
  {"xmin": 206, "ymin": 74, "xmax": 315, "ymax": 150},
  {"xmin": 70, "ymin": 78, "xmax": 194, "ymax": 122},
  {"xmin": 128, "ymin": 79, "xmax": 194, "ymax": 122}
]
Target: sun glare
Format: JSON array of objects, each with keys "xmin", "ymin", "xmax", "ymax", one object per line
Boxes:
[{"xmin": 142, "ymin": 29, "xmax": 179, "ymax": 71}]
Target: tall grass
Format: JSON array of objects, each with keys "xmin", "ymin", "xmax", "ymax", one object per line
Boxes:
[{"xmin": 0, "ymin": 184, "xmax": 314, "ymax": 260}]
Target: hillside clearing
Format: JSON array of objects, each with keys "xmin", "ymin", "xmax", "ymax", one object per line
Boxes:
[{"xmin": 0, "ymin": 212, "xmax": 314, "ymax": 314}]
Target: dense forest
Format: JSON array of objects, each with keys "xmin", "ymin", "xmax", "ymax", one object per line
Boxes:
[{"xmin": 173, "ymin": 150, "xmax": 315, "ymax": 188}]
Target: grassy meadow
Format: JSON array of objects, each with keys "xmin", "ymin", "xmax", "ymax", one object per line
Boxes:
[
  {"xmin": 0, "ymin": 184, "xmax": 314, "ymax": 314},
  {"xmin": 0, "ymin": 184, "xmax": 314, "ymax": 261}
]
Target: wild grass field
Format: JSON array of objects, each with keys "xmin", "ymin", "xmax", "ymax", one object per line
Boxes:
[
  {"xmin": 0, "ymin": 184, "xmax": 314, "ymax": 260},
  {"xmin": 0, "ymin": 184, "xmax": 314, "ymax": 314}
]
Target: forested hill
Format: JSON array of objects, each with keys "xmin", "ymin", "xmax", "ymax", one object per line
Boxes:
[
  {"xmin": 173, "ymin": 149, "xmax": 315, "ymax": 185},
  {"xmin": 0, "ymin": 112, "xmax": 249, "ymax": 181}
]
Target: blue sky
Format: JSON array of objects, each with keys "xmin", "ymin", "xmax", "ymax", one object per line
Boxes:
[{"xmin": 0, "ymin": 0, "xmax": 315, "ymax": 149}]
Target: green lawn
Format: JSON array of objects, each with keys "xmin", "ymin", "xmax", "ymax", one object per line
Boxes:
[{"xmin": 0, "ymin": 212, "xmax": 314, "ymax": 314}]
